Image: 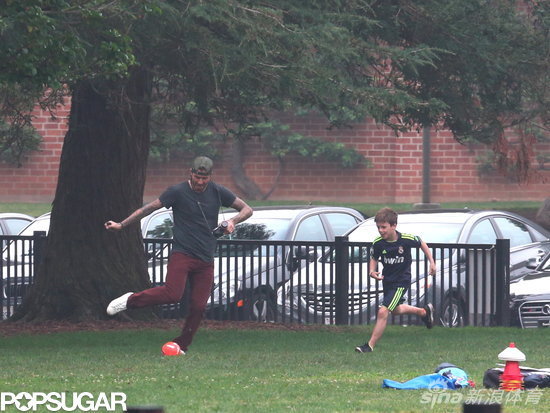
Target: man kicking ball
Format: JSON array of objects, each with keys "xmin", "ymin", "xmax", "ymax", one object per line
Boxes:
[
  {"xmin": 105, "ymin": 156, "xmax": 252, "ymax": 354},
  {"xmin": 355, "ymin": 207, "xmax": 436, "ymax": 353}
]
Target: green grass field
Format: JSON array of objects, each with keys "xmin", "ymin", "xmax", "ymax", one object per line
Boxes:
[{"xmin": 1, "ymin": 323, "xmax": 548, "ymax": 412}]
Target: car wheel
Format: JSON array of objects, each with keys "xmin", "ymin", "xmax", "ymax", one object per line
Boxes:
[
  {"xmin": 245, "ymin": 290, "xmax": 277, "ymax": 323},
  {"xmin": 440, "ymin": 296, "xmax": 465, "ymax": 327}
]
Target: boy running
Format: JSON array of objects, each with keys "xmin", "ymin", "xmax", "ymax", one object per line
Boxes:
[{"xmin": 355, "ymin": 207, "xmax": 436, "ymax": 353}]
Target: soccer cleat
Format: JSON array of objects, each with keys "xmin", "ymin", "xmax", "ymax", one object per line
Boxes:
[
  {"xmin": 106, "ymin": 292, "xmax": 133, "ymax": 316},
  {"xmin": 422, "ymin": 303, "xmax": 434, "ymax": 329},
  {"xmin": 355, "ymin": 343, "xmax": 374, "ymax": 353}
]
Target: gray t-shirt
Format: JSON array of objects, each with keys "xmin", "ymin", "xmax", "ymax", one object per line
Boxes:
[{"xmin": 159, "ymin": 181, "xmax": 236, "ymax": 262}]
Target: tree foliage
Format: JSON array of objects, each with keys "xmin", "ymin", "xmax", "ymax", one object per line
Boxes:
[
  {"xmin": 0, "ymin": 84, "xmax": 42, "ymax": 165},
  {"xmin": 2, "ymin": 1, "xmax": 547, "ymax": 177},
  {"xmin": 2, "ymin": 1, "xmax": 547, "ymax": 158},
  {"xmin": 386, "ymin": 1, "xmax": 548, "ymax": 163}
]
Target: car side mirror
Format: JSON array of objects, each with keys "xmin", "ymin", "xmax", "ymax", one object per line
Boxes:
[
  {"xmin": 288, "ymin": 246, "xmax": 317, "ymax": 272},
  {"xmin": 526, "ymin": 257, "xmax": 538, "ymax": 270}
]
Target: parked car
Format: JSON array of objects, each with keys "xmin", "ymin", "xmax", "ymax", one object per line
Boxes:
[
  {"xmin": 0, "ymin": 213, "xmax": 34, "ymax": 247},
  {"xmin": 207, "ymin": 205, "xmax": 364, "ymax": 321},
  {"xmin": 509, "ymin": 251, "xmax": 550, "ymax": 328},
  {"xmin": 277, "ymin": 209, "xmax": 550, "ymax": 326}
]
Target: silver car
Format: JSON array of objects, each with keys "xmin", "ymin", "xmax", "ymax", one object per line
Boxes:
[
  {"xmin": 278, "ymin": 209, "xmax": 550, "ymax": 326},
  {"xmin": 0, "ymin": 212, "xmax": 34, "ymax": 247},
  {"xmin": 208, "ymin": 206, "xmax": 364, "ymax": 321}
]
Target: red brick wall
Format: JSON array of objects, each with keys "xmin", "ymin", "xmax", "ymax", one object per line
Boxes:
[
  {"xmin": 0, "ymin": 105, "xmax": 548, "ymax": 204},
  {"xmin": 0, "ymin": 105, "xmax": 68, "ymax": 202}
]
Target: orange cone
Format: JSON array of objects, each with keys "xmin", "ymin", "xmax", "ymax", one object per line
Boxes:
[{"xmin": 498, "ymin": 342, "xmax": 525, "ymax": 391}]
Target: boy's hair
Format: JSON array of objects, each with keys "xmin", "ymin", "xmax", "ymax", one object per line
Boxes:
[{"xmin": 374, "ymin": 207, "xmax": 398, "ymax": 226}]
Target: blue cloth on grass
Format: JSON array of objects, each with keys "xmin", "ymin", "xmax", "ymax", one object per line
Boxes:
[
  {"xmin": 382, "ymin": 364, "xmax": 471, "ymax": 390},
  {"xmin": 383, "ymin": 373, "xmax": 457, "ymax": 390}
]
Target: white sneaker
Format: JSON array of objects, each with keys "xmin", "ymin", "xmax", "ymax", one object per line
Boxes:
[{"xmin": 106, "ymin": 292, "xmax": 133, "ymax": 315}]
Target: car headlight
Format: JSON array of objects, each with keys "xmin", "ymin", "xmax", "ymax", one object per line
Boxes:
[{"xmin": 276, "ymin": 283, "xmax": 314, "ymax": 304}]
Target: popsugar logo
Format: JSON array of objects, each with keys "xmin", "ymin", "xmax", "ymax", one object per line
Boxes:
[{"xmin": 1, "ymin": 392, "xmax": 127, "ymax": 412}]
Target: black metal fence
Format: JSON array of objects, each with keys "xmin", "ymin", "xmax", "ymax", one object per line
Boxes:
[
  {"xmin": 1, "ymin": 233, "xmax": 511, "ymax": 326},
  {"xmin": 273, "ymin": 237, "xmax": 510, "ymax": 327},
  {"xmin": 1, "ymin": 233, "xmax": 42, "ymax": 320}
]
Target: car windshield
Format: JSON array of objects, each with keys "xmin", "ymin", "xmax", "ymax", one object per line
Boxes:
[
  {"xmin": 348, "ymin": 220, "xmax": 463, "ymax": 244},
  {"xmin": 145, "ymin": 217, "xmax": 173, "ymax": 239},
  {"xmin": 216, "ymin": 218, "xmax": 291, "ymax": 257},
  {"xmin": 340, "ymin": 219, "xmax": 464, "ymax": 261},
  {"xmin": 4, "ymin": 218, "xmax": 31, "ymax": 235},
  {"xmin": 18, "ymin": 218, "xmax": 50, "ymax": 236},
  {"xmin": 219, "ymin": 218, "xmax": 290, "ymax": 241}
]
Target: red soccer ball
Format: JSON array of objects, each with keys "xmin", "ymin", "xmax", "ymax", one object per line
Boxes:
[{"xmin": 162, "ymin": 341, "xmax": 183, "ymax": 356}]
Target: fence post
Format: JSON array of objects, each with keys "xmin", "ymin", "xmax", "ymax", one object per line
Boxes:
[
  {"xmin": 32, "ymin": 231, "xmax": 47, "ymax": 279},
  {"xmin": 334, "ymin": 236, "xmax": 349, "ymax": 325},
  {"xmin": 494, "ymin": 239, "xmax": 510, "ymax": 327}
]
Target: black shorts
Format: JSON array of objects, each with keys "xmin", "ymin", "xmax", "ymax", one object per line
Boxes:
[{"xmin": 382, "ymin": 284, "xmax": 408, "ymax": 311}]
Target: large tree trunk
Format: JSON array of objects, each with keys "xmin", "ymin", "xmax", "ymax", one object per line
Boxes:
[{"xmin": 13, "ymin": 69, "xmax": 153, "ymax": 321}]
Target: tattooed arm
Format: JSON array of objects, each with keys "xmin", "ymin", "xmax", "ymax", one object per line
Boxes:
[{"xmin": 104, "ymin": 199, "xmax": 164, "ymax": 231}]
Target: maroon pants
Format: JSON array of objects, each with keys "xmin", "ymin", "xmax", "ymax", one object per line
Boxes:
[{"xmin": 127, "ymin": 251, "xmax": 214, "ymax": 352}]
